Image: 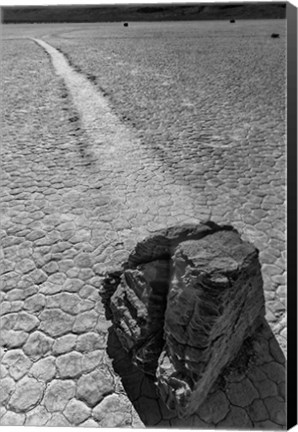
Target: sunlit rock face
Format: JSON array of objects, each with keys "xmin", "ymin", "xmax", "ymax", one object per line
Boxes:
[
  {"xmin": 103, "ymin": 223, "xmax": 265, "ymax": 417},
  {"xmin": 158, "ymin": 229, "xmax": 265, "ymax": 417}
]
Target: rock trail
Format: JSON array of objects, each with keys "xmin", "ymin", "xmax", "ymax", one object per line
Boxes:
[
  {"xmin": 32, "ymin": 37, "xmax": 211, "ymax": 241},
  {"xmin": 1, "ymin": 36, "xmax": 286, "ymax": 428}
]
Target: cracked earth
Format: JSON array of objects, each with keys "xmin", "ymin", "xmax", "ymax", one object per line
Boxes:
[{"xmin": 1, "ymin": 21, "xmax": 286, "ymax": 428}]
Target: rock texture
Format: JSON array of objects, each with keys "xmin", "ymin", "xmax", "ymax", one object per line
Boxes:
[
  {"xmin": 104, "ymin": 223, "xmax": 265, "ymax": 417},
  {"xmin": 110, "ymin": 259, "xmax": 169, "ymax": 375}
]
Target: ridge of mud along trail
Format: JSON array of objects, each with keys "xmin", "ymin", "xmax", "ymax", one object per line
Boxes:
[{"xmin": 1, "ymin": 23, "xmax": 286, "ymax": 429}]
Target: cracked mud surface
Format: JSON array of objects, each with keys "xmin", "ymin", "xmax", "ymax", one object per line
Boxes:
[{"xmin": 1, "ymin": 21, "xmax": 286, "ymax": 428}]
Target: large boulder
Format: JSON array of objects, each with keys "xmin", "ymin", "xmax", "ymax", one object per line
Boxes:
[
  {"xmin": 101, "ymin": 223, "xmax": 265, "ymax": 417},
  {"xmin": 157, "ymin": 229, "xmax": 265, "ymax": 417}
]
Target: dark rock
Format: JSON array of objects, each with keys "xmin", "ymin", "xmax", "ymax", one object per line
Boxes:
[
  {"xmin": 123, "ymin": 22, "xmax": 129, "ymax": 27},
  {"xmin": 102, "ymin": 223, "xmax": 265, "ymax": 417},
  {"xmin": 158, "ymin": 229, "xmax": 264, "ymax": 417},
  {"xmin": 99, "ymin": 269, "xmax": 122, "ymax": 319},
  {"xmin": 103, "ymin": 223, "xmax": 222, "ymax": 374},
  {"xmin": 110, "ymin": 259, "xmax": 170, "ymax": 375},
  {"xmin": 230, "ymin": 19, "xmax": 236, "ymax": 23},
  {"xmin": 271, "ymin": 33, "xmax": 280, "ymax": 38},
  {"xmin": 127, "ymin": 222, "xmax": 224, "ymax": 267}
]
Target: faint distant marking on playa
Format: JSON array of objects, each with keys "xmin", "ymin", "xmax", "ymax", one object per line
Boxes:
[{"xmin": 201, "ymin": 142, "xmax": 235, "ymax": 149}]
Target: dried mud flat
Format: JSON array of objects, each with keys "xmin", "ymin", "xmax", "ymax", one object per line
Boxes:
[{"xmin": 1, "ymin": 21, "xmax": 286, "ymax": 428}]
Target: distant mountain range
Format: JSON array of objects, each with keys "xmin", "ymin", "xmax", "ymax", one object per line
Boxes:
[{"xmin": 2, "ymin": 3, "xmax": 286, "ymax": 24}]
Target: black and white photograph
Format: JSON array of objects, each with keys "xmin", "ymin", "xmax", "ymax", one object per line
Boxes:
[{"xmin": 0, "ymin": 0, "xmax": 296, "ymax": 430}]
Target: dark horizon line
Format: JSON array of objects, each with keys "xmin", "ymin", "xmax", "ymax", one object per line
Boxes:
[{"xmin": 1, "ymin": 2, "xmax": 286, "ymax": 23}]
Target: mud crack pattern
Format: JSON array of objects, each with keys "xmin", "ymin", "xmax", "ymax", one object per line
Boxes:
[{"xmin": 1, "ymin": 25, "xmax": 286, "ymax": 429}]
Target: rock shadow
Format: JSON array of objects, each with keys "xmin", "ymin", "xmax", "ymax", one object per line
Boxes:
[
  {"xmin": 106, "ymin": 318, "xmax": 286, "ymax": 429},
  {"xmin": 107, "ymin": 326, "xmax": 175, "ymax": 426}
]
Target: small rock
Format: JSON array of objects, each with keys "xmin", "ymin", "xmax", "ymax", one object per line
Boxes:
[
  {"xmin": 43, "ymin": 379, "xmax": 76, "ymax": 412},
  {"xmin": 77, "ymin": 368, "xmax": 114, "ymax": 407},
  {"xmin": 63, "ymin": 398, "xmax": 91, "ymax": 424},
  {"xmin": 9, "ymin": 376, "xmax": 44, "ymax": 412}
]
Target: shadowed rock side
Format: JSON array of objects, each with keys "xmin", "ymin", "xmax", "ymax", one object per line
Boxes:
[
  {"xmin": 101, "ymin": 223, "xmax": 266, "ymax": 418},
  {"xmin": 159, "ymin": 229, "xmax": 265, "ymax": 417}
]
